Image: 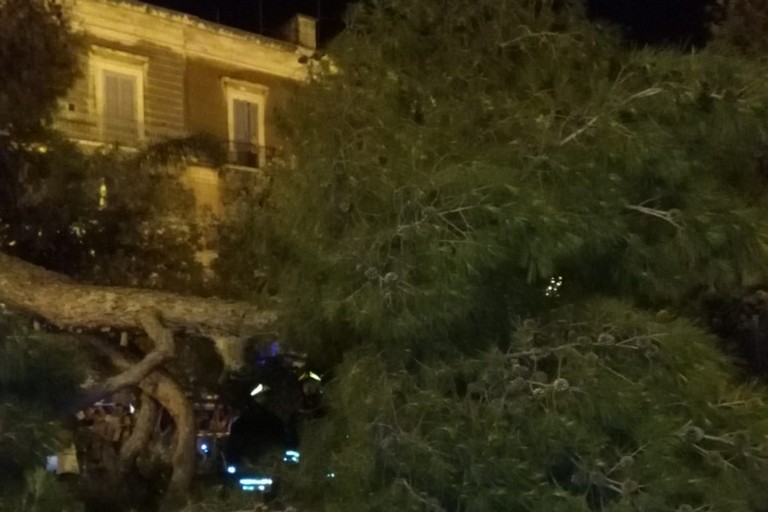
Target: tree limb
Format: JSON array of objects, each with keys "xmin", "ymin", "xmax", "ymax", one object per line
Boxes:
[
  {"xmin": 85, "ymin": 337, "xmax": 196, "ymax": 496},
  {"xmin": 119, "ymin": 392, "xmax": 160, "ymax": 468},
  {"xmin": 83, "ymin": 309, "xmax": 175, "ymax": 404},
  {"xmin": 0, "ymin": 250, "xmax": 277, "ymax": 335}
]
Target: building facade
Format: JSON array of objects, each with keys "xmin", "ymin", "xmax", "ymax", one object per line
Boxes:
[{"xmin": 56, "ymin": 0, "xmax": 314, "ymax": 216}]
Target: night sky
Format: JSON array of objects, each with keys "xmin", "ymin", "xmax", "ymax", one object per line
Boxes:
[
  {"xmin": 145, "ymin": 0, "xmax": 713, "ymax": 48},
  {"xmin": 144, "ymin": 0, "xmax": 352, "ymax": 44}
]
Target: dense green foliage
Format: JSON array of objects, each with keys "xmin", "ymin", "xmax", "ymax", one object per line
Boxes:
[
  {"xmin": 0, "ymin": 311, "xmax": 84, "ymax": 487},
  {"xmin": 223, "ymin": 0, "xmax": 768, "ymax": 355},
  {"xmin": 212, "ymin": 0, "xmax": 768, "ymax": 510},
  {"xmin": 0, "ymin": 0, "xmax": 80, "ymax": 135},
  {"xmin": 0, "ymin": 133, "xmax": 213, "ymax": 291},
  {"xmin": 295, "ymin": 302, "xmax": 768, "ymax": 511}
]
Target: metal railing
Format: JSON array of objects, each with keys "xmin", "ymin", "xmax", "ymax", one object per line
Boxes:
[
  {"xmin": 222, "ymin": 141, "xmax": 278, "ymax": 170},
  {"xmin": 53, "ymin": 115, "xmax": 281, "ymax": 171}
]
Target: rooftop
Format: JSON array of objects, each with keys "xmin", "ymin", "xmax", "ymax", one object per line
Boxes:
[{"xmin": 68, "ymin": 0, "xmax": 317, "ymax": 51}]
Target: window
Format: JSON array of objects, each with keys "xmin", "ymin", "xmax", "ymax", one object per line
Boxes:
[
  {"xmin": 102, "ymin": 70, "xmax": 137, "ymax": 143},
  {"xmin": 91, "ymin": 48, "xmax": 146, "ymax": 146},
  {"xmin": 224, "ymin": 79, "xmax": 268, "ymax": 168}
]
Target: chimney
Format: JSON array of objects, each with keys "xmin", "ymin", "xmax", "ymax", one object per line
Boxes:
[{"xmin": 281, "ymin": 14, "xmax": 317, "ymax": 50}]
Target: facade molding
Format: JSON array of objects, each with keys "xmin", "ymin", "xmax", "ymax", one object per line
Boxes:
[{"xmin": 65, "ymin": 0, "xmax": 311, "ymax": 81}]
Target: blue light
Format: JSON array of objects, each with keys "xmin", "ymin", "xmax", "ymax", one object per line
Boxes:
[
  {"xmin": 226, "ymin": 465, "xmax": 236, "ymax": 474},
  {"xmin": 284, "ymin": 449, "xmax": 300, "ymax": 463},
  {"xmin": 200, "ymin": 443, "xmax": 209, "ymax": 453},
  {"xmin": 239, "ymin": 477, "xmax": 273, "ymax": 486},
  {"xmin": 258, "ymin": 485, "xmax": 266, "ymax": 491},
  {"xmin": 242, "ymin": 485, "xmax": 255, "ymax": 492}
]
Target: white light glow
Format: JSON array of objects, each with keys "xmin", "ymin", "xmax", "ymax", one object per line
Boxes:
[
  {"xmin": 239, "ymin": 477, "xmax": 273, "ymax": 486},
  {"xmin": 544, "ymin": 276, "xmax": 564, "ymax": 297}
]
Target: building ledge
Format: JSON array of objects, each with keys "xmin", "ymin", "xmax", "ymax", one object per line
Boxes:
[{"xmin": 68, "ymin": 0, "xmax": 316, "ymax": 52}]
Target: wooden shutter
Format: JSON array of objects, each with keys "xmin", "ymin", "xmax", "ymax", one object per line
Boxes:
[
  {"xmin": 233, "ymin": 99, "xmax": 255, "ymax": 166},
  {"xmin": 233, "ymin": 99, "xmax": 251, "ymax": 143},
  {"xmin": 102, "ymin": 70, "xmax": 137, "ymax": 144}
]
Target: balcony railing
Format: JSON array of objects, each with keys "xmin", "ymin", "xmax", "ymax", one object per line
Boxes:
[
  {"xmin": 53, "ymin": 114, "xmax": 281, "ymax": 171},
  {"xmin": 223, "ymin": 141, "xmax": 279, "ymax": 170}
]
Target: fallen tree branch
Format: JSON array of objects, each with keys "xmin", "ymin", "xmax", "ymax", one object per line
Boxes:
[
  {"xmin": 0, "ymin": 251, "xmax": 277, "ymax": 336},
  {"xmin": 119, "ymin": 392, "xmax": 160, "ymax": 468},
  {"xmin": 85, "ymin": 337, "xmax": 196, "ymax": 497},
  {"xmin": 81, "ymin": 309, "xmax": 175, "ymax": 404}
]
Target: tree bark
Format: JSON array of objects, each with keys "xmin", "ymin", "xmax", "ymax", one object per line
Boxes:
[
  {"xmin": 0, "ymin": 250, "xmax": 277, "ymax": 498},
  {"xmin": 88, "ymin": 339, "xmax": 196, "ymax": 499},
  {"xmin": 79, "ymin": 309, "xmax": 178, "ymax": 407},
  {"xmin": 119, "ymin": 391, "xmax": 159, "ymax": 467},
  {"xmin": 0, "ymin": 251, "xmax": 277, "ymax": 336},
  {"xmin": 140, "ymin": 372, "xmax": 195, "ymax": 502}
]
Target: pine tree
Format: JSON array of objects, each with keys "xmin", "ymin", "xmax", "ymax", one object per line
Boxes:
[
  {"xmin": 226, "ymin": 0, "xmax": 768, "ymax": 355},
  {"xmin": 214, "ymin": 0, "xmax": 768, "ymax": 510}
]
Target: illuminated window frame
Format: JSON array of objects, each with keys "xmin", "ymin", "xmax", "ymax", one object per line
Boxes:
[
  {"xmin": 223, "ymin": 78, "xmax": 268, "ymax": 168},
  {"xmin": 90, "ymin": 46, "xmax": 147, "ymax": 145}
]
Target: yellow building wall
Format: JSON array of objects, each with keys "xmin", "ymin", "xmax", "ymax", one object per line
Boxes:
[
  {"xmin": 185, "ymin": 57, "xmax": 297, "ymax": 149},
  {"xmin": 57, "ymin": 0, "xmax": 309, "ymax": 224}
]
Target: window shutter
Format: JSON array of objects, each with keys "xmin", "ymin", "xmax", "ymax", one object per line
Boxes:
[
  {"xmin": 117, "ymin": 75, "xmax": 136, "ymax": 121},
  {"xmin": 104, "ymin": 73, "xmax": 120, "ymax": 119},
  {"xmin": 229, "ymin": 93, "xmax": 264, "ymax": 167},
  {"xmin": 249, "ymin": 102, "xmax": 259, "ymax": 144},
  {"xmin": 233, "ymin": 99, "xmax": 251, "ymax": 144},
  {"xmin": 102, "ymin": 70, "xmax": 138, "ymax": 143},
  {"xmin": 232, "ymin": 99, "xmax": 254, "ymax": 165}
]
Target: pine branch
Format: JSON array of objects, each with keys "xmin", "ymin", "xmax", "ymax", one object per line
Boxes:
[{"xmin": 625, "ymin": 204, "xmax": 684, "ymax": 229}]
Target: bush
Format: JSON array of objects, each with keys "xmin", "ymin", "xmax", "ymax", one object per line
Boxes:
[
  {"xmin": 0, "ymin": 311, "xmax": 85, "ymax": 498},
  {"xmin": 0, "ymin": 469, "xmax": 82, "ymax": 512}
]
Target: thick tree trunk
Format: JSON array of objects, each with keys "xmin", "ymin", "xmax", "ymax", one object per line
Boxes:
[
  {"xmin": 0, "ymin": 249, "xmax": 278, "ymax": 398},
  {"xmin": 139, "ymin": 372, "xmax": 196, "ymax": 501},
  {"xmin": 89, "ymin": 339, "xmax": 196, "ymax": 499},
  {"xmin": 0, "ymin": 251, "xmax": 277, "ymax": 336},
  {"xmin": 119, "ymin": 392, "xmax": 159, "ymax": 467},
  {"xmin": 0, "ymin": 250, "xmax": 277, "ymax": 499},
  {"xmin": 78, "ymin": 309, "xmax": 177, "ymax": 408}
]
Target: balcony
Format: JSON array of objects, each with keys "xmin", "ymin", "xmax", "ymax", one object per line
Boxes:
[
  {"xmin": 222, "ymin": 141, "xmax": 279, "ymax": 171},
  {"xmin": 53, "ymin": 114, "xmax": 281, "ymax": 173}
]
